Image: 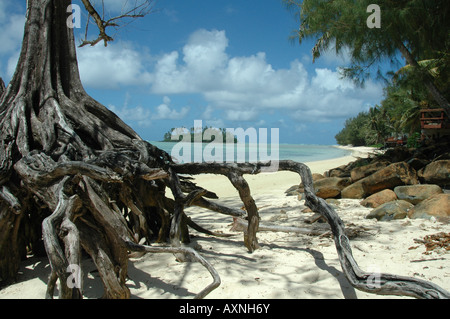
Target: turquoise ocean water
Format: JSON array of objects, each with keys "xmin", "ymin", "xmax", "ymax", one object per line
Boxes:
[{"xmin": 150, "ymin": 141, "xmax": 351, "ymax": 164}]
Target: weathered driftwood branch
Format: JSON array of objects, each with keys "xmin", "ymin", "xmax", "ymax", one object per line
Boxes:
[
  {"xmin": 125, "ymin": 241, "xmax": 221, "ymax": 299},
  {"xmin": 0, "ymin": 77, "xmax": 5, "ymax": 100},
  {"xmin": 175, "ymin": 160, "xmax": 450, "ymax": 299},
  {"xmin": 173, "ymin": 163, "xmax": 271, "ymax": 252},
  {"xmin": 280, "ymin": 160, "xmax": 450, "ymax": 299}
]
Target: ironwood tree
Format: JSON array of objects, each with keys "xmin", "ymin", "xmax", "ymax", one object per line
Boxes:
[
  {"xmin": 0, "ymin": 0, "xmax": 449, "ymax": 299},
  {"xmin": 284, "ymin": 0, "xmax": 450, "ymax": 116}
]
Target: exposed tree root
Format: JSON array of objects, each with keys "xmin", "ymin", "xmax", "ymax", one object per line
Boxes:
[
  {"xmin": 175, "ymin": 161, "xmax": 450, "ymax": 299},
  {"xmin": 125, "ymin": 241, "xmax": 221, "ymax": 299}
]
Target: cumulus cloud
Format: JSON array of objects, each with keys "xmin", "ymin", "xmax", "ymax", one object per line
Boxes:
[
  {"xmin": 0, "ymin": 13, "xmax": 25, "ymax": 55},
  {"xmin": 152, "ymin": 96, "xmax": 190, "ymax": 120},
  {"xmin": 77, "ymin": 42, "xmax": 152, "ymax": 89},
  {"xmin": 147, "ymin": 29, "xmax": 382, "ymax": 122},
  {"xmin": 75, "ymin": 28, "xmax": 382, "ymax": 125},
  {"xmin": 0, "ymin": 0, "xmax": 25, "ymax": 79},
  {"xmin": 108, "ymin": 103, "xmax": 152, "ymax": 127},
  {"xmin": 108, "ymin": 95, "xmax": 190, "ymax": 127},
  {"xmin": 108, "ymin": 92, "xmax": 152, "ymax": 127},
  {"xmin": 73, "ymin": 28, "xmax": 382, "ymax": 124}
]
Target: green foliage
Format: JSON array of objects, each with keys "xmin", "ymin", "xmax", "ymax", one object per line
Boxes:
[
  {"xmin": 284, "ymin": 0, "xmax": 450, "ymax": 147},
  {"xmin": 335, "ymin": 111, "xmax": 374, "ymax": 146},
  {"xmin": 407, "ymin": 132, "xmax": 421, "ymax": 148},
  {"xmin": 284, "ymin": 0, "xmax": 450, "ymax": 87}
]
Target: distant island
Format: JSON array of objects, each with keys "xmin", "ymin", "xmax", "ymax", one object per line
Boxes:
[{"xmin": 162, "ymin": 126, "xmax": 238, "ymax": 143}]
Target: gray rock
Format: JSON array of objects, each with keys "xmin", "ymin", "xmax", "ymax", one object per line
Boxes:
[
  {"xmin": 419, "ymin": 160, "xmax": 450, "ymax": 187},
  {"xmin": 365, "ymin": 200, "xmax": 414, "ymax": 221},
  {"xmin": 394, "ymin": 184, "xmax": 443, "ymax": 205},
  {"xmin": 341, "ymin": 162, "xmax": 418, "ymax": 199}
]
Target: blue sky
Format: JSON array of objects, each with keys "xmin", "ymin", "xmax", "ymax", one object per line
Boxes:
[{"xmin": 0, "ymin": 0, "xmax": 388, "ymax": 144}]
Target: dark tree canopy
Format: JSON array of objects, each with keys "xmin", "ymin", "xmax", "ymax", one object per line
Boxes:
[{"xmin": 284, "ymin": 0, "xmax": 450, "ymax": 115}]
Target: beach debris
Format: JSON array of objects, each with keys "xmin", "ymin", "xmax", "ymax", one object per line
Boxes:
[
  {"xmin": 304, "ymin": 213, "xmax": 326, "ymax": 224},
  {"xmin": 413, "ymin": 232, "xmax": 450, "ymax": 254}
]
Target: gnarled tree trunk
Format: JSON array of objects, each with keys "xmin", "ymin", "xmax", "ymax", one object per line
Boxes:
[{"xmin": 0, "ymin": 0, "xmax": 201, "ymax": 298}]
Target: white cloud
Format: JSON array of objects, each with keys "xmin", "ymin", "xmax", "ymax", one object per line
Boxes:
[
  {"xmin": 225, "ymin": 108, "xmax": 258, "ymax": 121},
  {"xmin": 311, "ymin": 68, "xmax": 354, "ymax": 91},
  {"xmin": 182, "ymin": 29, "xmax": 229, "ymax": 76},
  {"xmin": 0, "ymin": 0, "xmax": 25, "ymax": 79},
  {"xmin": 147, "ymin": 29, "xmax": 383, "ymax": 122},
  {"xmin": 0, "ymin": 13, "xmax": 25, "ymax": 54},
  {"xmin": 108, "ymin": 103, "xmax": 152, "ymax": 127},
  {"xmin": 152, "ymin": 96, "xmax": 190, "ymax": 120},
  {"xmin": 108, "ymin": 95, "xmax": 190, "ymax": 126},
  {"xmin": 73, "ymin": 28, "xmax": 382, "ymax": 124},
  {"xmin": 77, "ymin": 42, "xmax": 152, "ymax": 89}
]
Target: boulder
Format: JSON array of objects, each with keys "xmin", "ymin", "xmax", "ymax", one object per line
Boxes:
[
  {"xmin": 394, "ymin": 184, "xmax": 443, "ymax": 205},
  {"xmin": 341, "ymin": 162, "xmax": 418, "ymax": 199},
  {"xmin": 285, "ymin": 185, "xmax": 301, "ymax": 196},
  {"xmin": 287, "ymin": 173, "xmax": 326, "ymax": 196},
  {"xmin": 326, "ymin": 165, "xmax": 350, "ymax": 178},
  {"xmin": 360, "ymin": 189, "xmax": 398, "ymax": 208},
  {"xmin": 418, "ymin": 160, "xmax": 450, "ymax": 187},
  {"xmin": 340, "ymin": 181, "xmax": 366, "ymax": 199},
  {"xmin": 408, "ymin": 193, "xmax": 450, "ymax": 220},
  {"xmin": 314, "ymin": 177, "xmax": 351, "ymax": 199},
  {"xmin": 312, "ymin": 173, "xmax": 326, "ymax": 181},
  {"xmin": 350, "ymin": 160, "xmax": 390, "ymax": 182},
  {"xmin": 366, "ymin": 200, "xmax": 414, "ymax": 221}
]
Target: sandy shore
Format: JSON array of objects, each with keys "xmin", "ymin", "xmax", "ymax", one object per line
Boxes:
[{"xmin": 1, "ymin": 146, "xmax": 449, "ymax": 299}]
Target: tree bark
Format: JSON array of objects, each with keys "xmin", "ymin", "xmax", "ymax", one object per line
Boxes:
[
  {"xmin": 0, "ymin": 78, "xmax": 5, "ymax": 100},
  {"xmin": 277, "ymin": 160, "xmax": 450, "ymax": 299},
  {"xmin": 175, "ymin": 161, "xmax": 450, "ymax": 299},
  {"xmin": 0, "ymin": 0, "xmax": 215, "ymax": 297}
]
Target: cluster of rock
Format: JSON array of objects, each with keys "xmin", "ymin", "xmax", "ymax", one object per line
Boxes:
[{"xmin": 287, "ymin": 142, "xmax": 450, "ymax": 222}]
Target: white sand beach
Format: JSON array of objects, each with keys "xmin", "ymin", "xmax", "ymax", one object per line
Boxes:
[{"xmin": 1, "ymin": 146, "xmax": 449, "ymax": 299}]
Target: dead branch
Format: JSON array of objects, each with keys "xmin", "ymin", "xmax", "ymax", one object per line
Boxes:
[
  {"xmin": 175, "ymin": 160, "xmax": 450, "ymax": 299},
  {"xmin": 125, "ymin": 241, "xmax": 221, "ymax": 299},
  {"xmin": 277, "ymin": 160, "xmax": 450, "ymax": 299},
  {"xmin": 79, "ymin": 0, "xmax": 153, "ymax": 47}
]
